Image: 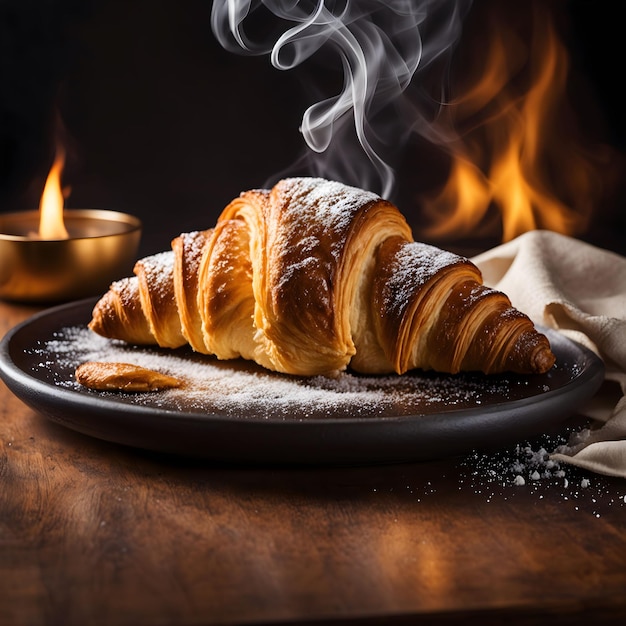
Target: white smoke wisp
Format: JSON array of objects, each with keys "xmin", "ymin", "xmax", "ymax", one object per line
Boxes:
[{"xmin": 211, "ymin": 0, "xmax": 472, "ymax": 199}]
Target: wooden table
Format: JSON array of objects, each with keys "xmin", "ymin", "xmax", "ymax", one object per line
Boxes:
[{"xmin": 1, "ymin": 299, "xmax": 625, "ymax": 626}]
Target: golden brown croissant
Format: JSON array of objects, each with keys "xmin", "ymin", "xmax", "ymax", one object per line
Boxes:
[{"xmin": 89, "ymin": 177, "xmax": 555, "ymax": 377}]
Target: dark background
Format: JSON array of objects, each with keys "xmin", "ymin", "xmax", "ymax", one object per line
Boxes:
[{"xmin": 1, "ymin": 0, "xmax": 624, "ymax": 258}]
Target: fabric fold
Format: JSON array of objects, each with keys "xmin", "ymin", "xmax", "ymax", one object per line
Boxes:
[{"xmin": 472, "ymin": 230, "xmax": 626, "ymax": 478}]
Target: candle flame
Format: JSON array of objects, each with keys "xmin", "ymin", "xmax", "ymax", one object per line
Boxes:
[{"xmin": 39, "ymin": 146, "xmax": 69, "ymax": 239}]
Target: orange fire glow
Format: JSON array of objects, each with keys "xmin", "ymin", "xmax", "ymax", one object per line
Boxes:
[
  {"xmin": 421, "ymin": 3, "xmax": 604, "ymax": 243},
  {"xmin": 38, "ymin": 146, "xmax": 69, "ymax": 239}
]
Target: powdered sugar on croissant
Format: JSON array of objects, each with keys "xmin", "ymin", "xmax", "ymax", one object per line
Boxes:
[{"xmin": 89, "ymin": 177, "xmax": 555, "ymax": 377}]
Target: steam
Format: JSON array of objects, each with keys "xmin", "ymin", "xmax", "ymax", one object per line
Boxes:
[{"xmin": 211, "ymin": 0, "xmax": 472, "ymax": 198}]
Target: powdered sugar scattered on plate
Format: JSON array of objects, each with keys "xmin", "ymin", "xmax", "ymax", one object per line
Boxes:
[{"xmin": 30, "ymin": 325, "xmax": 549, "ymax": 421}]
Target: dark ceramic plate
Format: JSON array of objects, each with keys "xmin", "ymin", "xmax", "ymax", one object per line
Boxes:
[{"xmin": 0, "ymin": 298, "xmax": 604, "ymax": 464}]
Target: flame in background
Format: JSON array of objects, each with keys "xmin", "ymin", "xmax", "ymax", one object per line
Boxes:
[
  {"xmin": 211, "ymin": 0, "xmax": 472, "ymax": 198},
  {"xmin": 39, "ymin": 146, "xmax": 69, "ymax": 239},
  {"xmin": 420, "ymin": 2, "xmax": 608, "ymax": 243},
  {"xmin": 212, "ymin": 1, "xmax": 617, "ymax": 244}
]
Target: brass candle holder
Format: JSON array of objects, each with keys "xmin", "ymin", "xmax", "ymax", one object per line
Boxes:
[{"xmin": 0, "ymin": 209, "xmax": 141, "ymax": 303}]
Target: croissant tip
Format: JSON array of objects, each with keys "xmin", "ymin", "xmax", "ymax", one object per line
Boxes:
[{"xmin": 533, "ymin": 346, "xmax": 557, "ymax": 374}]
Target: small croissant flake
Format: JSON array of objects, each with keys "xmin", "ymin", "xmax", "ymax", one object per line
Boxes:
[{"xmin": 75, "ymin": 361, "xmax": 182, "ymax": 392}]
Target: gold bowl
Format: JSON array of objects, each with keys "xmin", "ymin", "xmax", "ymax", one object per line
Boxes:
[{"xmin": 0, "ymin": 209, "xmax": 142, "ymax": 303}]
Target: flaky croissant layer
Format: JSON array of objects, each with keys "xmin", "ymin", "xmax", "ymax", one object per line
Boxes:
[{"xmin": 89, "ymin": 177, "xmax": 556, "ymax": 377}]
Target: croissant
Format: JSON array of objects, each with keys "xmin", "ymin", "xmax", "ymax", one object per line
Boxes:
[{"xmin": 89, "ymin": 177, "xmax": 555, "ymax": 377}]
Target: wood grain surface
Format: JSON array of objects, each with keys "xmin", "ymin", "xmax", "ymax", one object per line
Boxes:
[{"xmin": 1, "ymin": 300, "xmax": 625, "ymax": 626}]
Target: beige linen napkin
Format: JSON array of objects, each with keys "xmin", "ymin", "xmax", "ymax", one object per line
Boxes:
[{"xmin": 471, "ymin": 230, "xmax": 626, "ymax": 478}]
